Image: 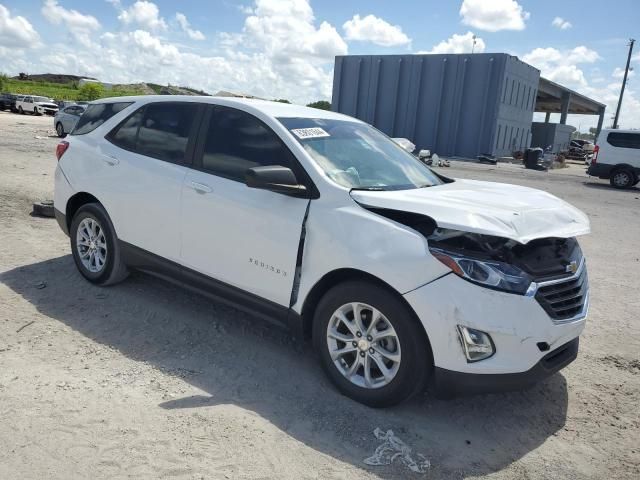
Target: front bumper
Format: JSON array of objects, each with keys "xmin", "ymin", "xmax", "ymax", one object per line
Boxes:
[
  {"xmin": 433, "ymin": 337, "xmax": 579, "ymax": 398},
  {"xmin": 404, "ymin": 272, "xmax": 586, "ymax": 380}
]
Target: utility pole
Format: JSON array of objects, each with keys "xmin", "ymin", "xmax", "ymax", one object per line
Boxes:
[
  {"xmin": 471, "ymin": 34, "xmax": 477, "ymax": 54},
  {"xmin": 613, "ymin": 38, "xmax": 635, "ymax": 129}
]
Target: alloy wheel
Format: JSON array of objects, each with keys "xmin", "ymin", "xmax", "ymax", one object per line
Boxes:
[
  {"xmin": 326, "ymin": 302, "xmax": 401, "ymax": 389},
  {"xmin": 76, "ymin": 217, "xmax": 107, "ymax": 273},
  {"xmin": 613, "ymin": 171, "xmax": 631, "ymax": 188}
]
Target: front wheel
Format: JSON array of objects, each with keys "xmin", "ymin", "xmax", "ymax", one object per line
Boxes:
[
  {"xmin": 610, "ymin": 168, "xmax": 635, "ymax": 189},
  {"xmin": 70, "ymin": 203, "xmax": 128, "ymax": 286},
  {"xmin": 313, "ymin": 281, "xmax": 431, "ymax": 407}
]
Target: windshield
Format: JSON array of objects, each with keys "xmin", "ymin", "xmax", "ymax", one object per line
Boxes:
[
  {"xmin": 278, "ymin": 117, "xmax": 443, "ymax": 190},
  {"xmin": 34, "ymin": 96, "xmax": 51, "ymax": 103}
]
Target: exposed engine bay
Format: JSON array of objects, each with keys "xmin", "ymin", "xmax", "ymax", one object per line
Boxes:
[{"xmin": 428, "ymin": 228, "xmax": 582, "ymax": 281}]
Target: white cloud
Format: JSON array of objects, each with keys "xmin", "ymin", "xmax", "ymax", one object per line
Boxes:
[
  {"xmin": 460, "ymin": 0, "xmax": 529, "ymax": 32},
  {"xmin": 612, "ymin": 67, "xmax": 634, "ymax": 79},
  {"xmin": 0, "ymin": 4, "xmax": 40, "ymax": 48},
  {"xmin": 175, "ymin": 12, "xmax": 205, "ymax": 41},
  {"xmin": 118, "ymin": 0, "xmax": 167, "ymax": 31},
  {"xmin": 41, "ymin": 0, "xmax": 101, "ymax": 47},
  {"xmin": 523, "ymin": 46, "xmax": 600, "ymax": 88},
  {"xmin": 342, "ymin": 14, "xmax": 410, "ymax": 47},
  {"xmin": 0, "ymin": 0, "xmax": 345, "ymax": 104},
  {"xmin": 419, "ymin": 31, "xmax": 485, "ymax": 54},
  {"xmin": 551, "ymin": 17, "xmax": 572, "ymax": 30}
]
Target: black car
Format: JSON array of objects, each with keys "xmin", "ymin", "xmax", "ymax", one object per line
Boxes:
[{"xmin": 0, "ymin": 93, "xmax": 18, "ymax": 112}]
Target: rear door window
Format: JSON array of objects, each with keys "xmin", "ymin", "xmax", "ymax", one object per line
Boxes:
[
  {"xmin": 136, "ymin": 102, "xmax": 199, "ymax": 163},
  {"xmin": 72, "ymin": 102, "xmax": 133, "ymax": 135},
  {"xmin": 107, "ymin": 107, "xmax": 145, "ymax": 151},
  {"xmin": 607, "ymin": 132, "xmax": 640, "ymax": 149}
]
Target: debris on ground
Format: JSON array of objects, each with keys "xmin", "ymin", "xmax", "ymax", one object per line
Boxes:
[{"xmin": 363, "ymin": 427, "xmax": 431, "ymax": 474}]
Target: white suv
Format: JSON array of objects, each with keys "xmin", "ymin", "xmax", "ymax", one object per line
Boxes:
[
  {"xmin": 588, "ymin": 129, "xmax": 640, "ymax": 188},
  {"xmin": 54, "ymin": 96, "xmax": 590, "ymax": 406}
]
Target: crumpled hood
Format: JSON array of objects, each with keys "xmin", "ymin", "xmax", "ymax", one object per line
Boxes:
[{"xmin": 351, "ymin": 179, "xmax": 590, "ymax": 244}]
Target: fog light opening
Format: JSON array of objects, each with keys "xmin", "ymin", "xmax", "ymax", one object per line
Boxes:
[{"xmin": 457, "ymin": 325, "xmax": 495, "ymax": 362}]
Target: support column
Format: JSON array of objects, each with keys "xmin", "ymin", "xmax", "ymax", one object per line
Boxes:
[
  {"xmin": 595, "ymin": 106, "xmax": 605, "ymax": 140},
  {"xmin": 545, "ymin": 112, "xmax": 551, "ymax": 123},
  {"xmin": 560, "ymin": 92, "xmax": 571, "ymax": 124}
]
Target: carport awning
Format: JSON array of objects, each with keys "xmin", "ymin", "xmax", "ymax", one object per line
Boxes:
[{"xmin": 535, "ymin": 77, "xmax": 605, "ymax": 115}]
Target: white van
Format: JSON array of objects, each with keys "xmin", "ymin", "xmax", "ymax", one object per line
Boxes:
[
  {"xmin": 54, "ymin": 96, "xmax": 590, "ymax": 406},
  {"xmin": 587, "ymin": 129, "xmax": 640, "ymax": 188}
]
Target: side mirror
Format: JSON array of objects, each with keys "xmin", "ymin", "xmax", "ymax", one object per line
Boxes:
[{"xmin": 245, "ymin": 166, "xmax": 308, "ymax": 197}]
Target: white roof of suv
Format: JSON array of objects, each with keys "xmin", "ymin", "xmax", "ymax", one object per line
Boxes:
[{"xmin": 92, "ymin": 95, "xmax": 353, "ymax": 121}]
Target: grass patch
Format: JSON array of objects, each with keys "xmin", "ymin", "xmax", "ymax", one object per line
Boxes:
[{"xmin": 4, "ymin": 79, "xmax": 146, "ymax": 100}]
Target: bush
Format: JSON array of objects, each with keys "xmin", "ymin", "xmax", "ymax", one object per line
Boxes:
[
  {"xmin": 0, "ymin": 73, "xmax": 7, "ymax": 92},
  {"xmin": 307, "ymin": 100, "xmax": 331, "ymax": 110},
  {"xmin": 77, "ymin": 82, "xmax": 104, "ymax": 101}
]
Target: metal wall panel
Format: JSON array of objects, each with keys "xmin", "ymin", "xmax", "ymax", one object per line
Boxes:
[{"xmin": 331, "ymin": 53, "xmax": 540, "ymax": 158}]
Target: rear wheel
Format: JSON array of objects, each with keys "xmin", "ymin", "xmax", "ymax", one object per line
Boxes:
[
  {"xmin": 70, "ymin": 203, "xmax": 128, "ymax": 286},
  {"xmin": 56, "ymin": 122, "xmax": 65, "ymax": 137},
  {"xmin": 18, "ymin": 106, "xmax": 24, "ymax": 114},
  {"xmin": 313, "ymin": 281, "xmax": 431, "ymax": 407},
  {"xmin": 610, "ymin": 168, "xmax": 635, "ymax": 189}
]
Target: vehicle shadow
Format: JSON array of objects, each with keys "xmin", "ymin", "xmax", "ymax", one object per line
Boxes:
[
  {"xmin": 582, "ymin": 181, "xmax": 640, "ymax": 192},
  {"xmin": 0, "ymin": 256, "xmax": 570, "ymax": 479}
]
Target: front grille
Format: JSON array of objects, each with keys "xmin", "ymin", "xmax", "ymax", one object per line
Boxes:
[{"xmin": 535, "ymin": 263, "xmax": 588, "ymax": 322}]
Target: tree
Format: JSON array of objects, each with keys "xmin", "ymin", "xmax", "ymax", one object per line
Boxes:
[
  {"xmin": 273, "ymin": 98, "xmax": 291, "ymax": 103},
  {"xmin": 77, "ymin": 82, "xmax": 104, "ymax": 101},
  {"xmin": 306, "ymin": 100, "xmax": 331, "ymax": 110},
  {"xmin": 0, "ymin": 73, "xmax": 7, "ymax": 92}
]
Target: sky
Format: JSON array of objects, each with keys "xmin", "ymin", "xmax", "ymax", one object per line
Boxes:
[{"xmin": 0, "ymin": 0, "xmax": 638, "ymax": 130}]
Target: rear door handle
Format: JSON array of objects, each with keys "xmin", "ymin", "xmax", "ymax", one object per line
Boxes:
[
  {"xmin": 103, "ymin": 155, "xmax": 119, "ymax": 166},
  {"xmin": 189, "ymin": 181, "xmax": 213, "ymax": 194}
]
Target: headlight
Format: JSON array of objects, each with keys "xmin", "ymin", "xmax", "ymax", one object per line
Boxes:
[{"xmin": 430, "ymin": 248, "xmax": 533, "ymax": 295}]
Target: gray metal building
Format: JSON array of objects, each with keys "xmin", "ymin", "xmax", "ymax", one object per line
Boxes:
[{"xmin": 331, "ymin": 53, "xmax": 605, "ymax": 158}]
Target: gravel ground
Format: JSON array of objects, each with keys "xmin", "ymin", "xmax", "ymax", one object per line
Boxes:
[{"xmin": 0, "ymin": 110, "xmax": 638, "ymax": 479}]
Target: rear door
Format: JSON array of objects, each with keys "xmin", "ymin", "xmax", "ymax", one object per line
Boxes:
[
  {"xmin": 101, "ymin": 101, "xmax": 202, "ymax": 262},
  {"xmin": 179, "ymin": 105, "xmax": 310, "ymax": 306}
]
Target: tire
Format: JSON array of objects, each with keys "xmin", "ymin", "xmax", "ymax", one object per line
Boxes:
[
  {"xmin": 18, "ymin": 106, "xmax": 24, "ymax": 114},
  {"xmin": 610, "ymin": 168, "xmax": 635, "ymax": 189},
  {"xmin": 70, "ymin": 203, "xmax": 129, "ymax": 286},
  {"xmin": 313, "ymin": 281, "xmax": 431, "ymax": 407},
  {"xmin": 56, "ymin": 122, "xmax": 65, "ymax": 137},
  {"xmin": 33, "ymin": 107, "xmax": 40, "ymax": 116}
]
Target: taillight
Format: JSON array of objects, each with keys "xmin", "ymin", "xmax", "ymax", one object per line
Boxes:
[
  {"xmin": 56, "ymin": 141, "xmax": 69, "ymax": 161},
  {"xmin": 592, "ymin": 145, "xmax": 599, "ymax": 164}
]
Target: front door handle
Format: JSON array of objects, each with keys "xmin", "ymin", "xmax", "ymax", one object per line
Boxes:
[{"xmin": 189, "ymin": 181, "xmax": 213, "ymax": 194}]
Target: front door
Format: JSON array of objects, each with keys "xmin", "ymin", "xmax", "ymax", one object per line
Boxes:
[{"xmin": 180, "ymin": 105, "xmax": 310, "ymax": 307}]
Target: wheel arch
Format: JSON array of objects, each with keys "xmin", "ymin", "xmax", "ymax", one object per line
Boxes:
[
  {"xmin": 65, "ymin": 192, "xmax": 103, "ymax": 230},
  {"xmin": 611, "ymin": 163, "xmax": 638, "ymax": 177},
  {"xmin": 299, "ymin": 268, "xmax": 434, "ymax": 365}
]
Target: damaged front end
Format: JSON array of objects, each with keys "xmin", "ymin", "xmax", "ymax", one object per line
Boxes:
[{"xmin": 427, "ymin": 228, "xmax": 588, "ymax": 322}]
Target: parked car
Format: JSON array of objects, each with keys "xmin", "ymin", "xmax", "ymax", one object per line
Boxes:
[
  {"xmin": 54, "ymin": 96, "xmax": 590, "ymax": 406},
  {"xmin": 16, "ymin": 95, "xmax": 59, "ymax": 115},
  {"xmin": 0, "ymin": 93, "xmax": 18, "ymax": 112},
  {"xmin": 54, "ymin": 104, "xmax": 87, "ymax": 137},
  {"xmin": 587, "ymin": 129, "xmax": 640, "ymax": 188}
]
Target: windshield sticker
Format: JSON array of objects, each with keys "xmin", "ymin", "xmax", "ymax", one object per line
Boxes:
[{"xmin": 291, "ymin": 127, "xmax": 330, "ymax": 140}]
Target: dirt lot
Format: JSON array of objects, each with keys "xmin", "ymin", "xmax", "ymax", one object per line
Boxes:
[{"xmin": 0, "ymin": 110, "xmax": 638, "ymax": 479}]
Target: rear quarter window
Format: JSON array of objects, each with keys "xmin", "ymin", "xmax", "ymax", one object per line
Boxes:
[
  {"xmin": 72, "ymin": 102, "xmax": 133, "ymax": 136},
  {"xmin": 607, "ymin": 132, "xmax": 640, "ymax": 149}
]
